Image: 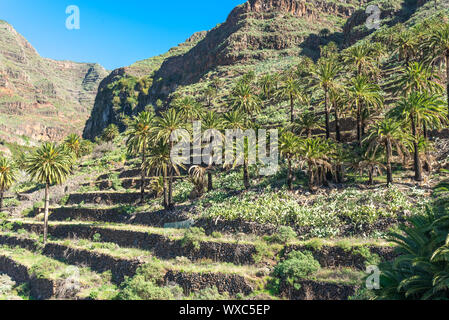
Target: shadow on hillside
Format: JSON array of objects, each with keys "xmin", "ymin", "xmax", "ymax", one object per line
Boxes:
[{"xmin": 300, "ymin": 0, "xmax": 432, "ymax": 60}]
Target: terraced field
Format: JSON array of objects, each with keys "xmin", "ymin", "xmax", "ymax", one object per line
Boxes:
[{"xmin": 0, "ymin": 162, "xmax": 404, "ymax": 300}]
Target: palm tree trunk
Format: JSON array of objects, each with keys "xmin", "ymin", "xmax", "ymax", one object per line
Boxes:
[
  {"xmin": 357, "ymin": 102, "xmax": 362, "ymax": 146},
  {"xmin": 386, "ymin": 141, "xmax": 393, "ymax": 186},
  {"xmin": 334, "ymin": 102, "xmax": 341, "ymax": 142},
  {"xmin": 43, "ymin": 182, "xmax": 50, "ymax": 244},
  {"xmin": 243, "ymin": 159, "xmax": 250, "ymax": 189},
  {"xmin": 207, "ymin": 171, "xmax": 213, "ymax": 192},
  {"xmin": 290, "ymin": 95, "xmax": 295, "ymax": 123},
  {"xmin": 140, "ymin": 145, "xmax": 146, "ymax": 204},
  {"xmin": 336, "ymin": 165, "xmax": 342, "ymax": 183},
  {"xmin": 368, "ymin": 167, "xmax": 374, "ymax": 185},
  {"xmin": 163, "ymin": 171, "xmax": 169, "ymax": 209},
  {"xmin": 0, "ymin": 190, "xmax": 4, "ymax": 213},
  {"xmin": 446, "ymin": 52, "xmax": 449, "ymax": 120},
  {"xmin": 168, "ymin": 168, "xmax": 174, "ymax": 207},
  {"xmin": 287, "ymin": 159, "xmax": 293, "ymax": 190},
  {"xmin": 411, "ymin": 115, "xmax": 423, "ymax": 182},
  {"xmin": 324, "ymin": 89, "xmax": 330, "ymax": 139},
  {"xmin": 307, "ymin": 129, "xmax": 312, "ymax": 139},
  {"xmin": 308, "ymin": 162, "xmax": 314, "ymax": 191}
]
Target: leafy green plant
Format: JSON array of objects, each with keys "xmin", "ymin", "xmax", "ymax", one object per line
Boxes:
[
  {"xmin": 375, "ymin": 192, "xmax": 449, "ymax": 300},
  {"xmin": 305, "ymin": 238, "xmax": 325, "ymax": 251},
  {"xmin": 273, "ymin": 251, "xmax": 320, "ymax": 290},
  {"xmin": 265, "ymin": 226, "xmax": 297, "ymax": 244},
  {"xmin": 117, "ymin": 260, "xmax": 182, "ymax": 300},
  {"xmin": 181, "ymin": 228, "xmax": 205, "ymax": 251},
  {"xmin": 352, "ymin": 246, "xmax": 381, "ymax": 266},
  {"xmin": 92, "ymin": 233, "xmax": 102, "ymax": 243},
  {"xmin": 118, "ymin": 205, "xmax": 137, "ymax": 216}
]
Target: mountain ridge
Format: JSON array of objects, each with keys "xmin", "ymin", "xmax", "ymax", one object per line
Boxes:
[{"xmin": 0, "ymin": 20, "xmax": 108, "ymax": 147}]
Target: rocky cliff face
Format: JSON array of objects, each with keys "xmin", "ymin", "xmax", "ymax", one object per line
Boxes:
[
  {"xmin": 150, "ymin": 0, "xmax": 359, "ymax": 99},
  {"xmin": 0, "ymin": 20, "xmax": 108, "ymax": 144}
]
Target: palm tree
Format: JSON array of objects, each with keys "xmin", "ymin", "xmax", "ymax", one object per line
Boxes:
[
  {"xmin": 312, "ymin": 60, "xmax": 341, "ymax": 139},
  {"xmin": 222, "ymin": 110, "xmax": 251, "ymax": 189},
  {"xmin": 298, "ymin": 137, "xmax": 332, "ymax": 191},
  {"xmin": 394, "ymin": 30, "xmax": 419, "ymax": 65},
  {"xmin": 173, "ymin": 96, "xmax": 203, "ymax": 122},
  {"xmin": 353, "ymin": 152, "xmax": 386, "ymax": 185},
  {"xmin": 276, "ymin": 74, "xmax": 304, "ymax": 123},
  {"xmin": 152, "ymin": 109, "xmax": 186, "ymax": 207},
  {"xmin": 393, "ymin": 92, "xmax": 446, "ymax": 181},
  {"xmin": 329, "ymin": 85, "xmax": 346, "ymax": 142},
  {"xmin": 101, "ymin": 124, "xmax": 119, "ymax": 143},
  {"xmin": 126, "ymin": 111, "xmax": 154, "ymax": 204},
  {"xmin": 424, "ymin": 22, "xmax": 449, "ymax": 117},
  {"xmin": 377, "ymin": 196, "xmax": 449, "ymax": 300},
  {"xmin": 331, "ymin": 142, "xmax": 349, "ymax": 184},
  {"xmin": 292, "ymin": 111, "xmax": 323, "ymax": 138},
  {"xmin": 201, "ymin": 111, "xmax": 224, "ymax": 191},
  {"xmin": 64, "ymin": 134, "xmax": 82, "ymax": 158},
  {"xmin": 259, "ymin": 73, "xmax": 278, "ymax": 101},
  {"xmin": 347, "ymin": 76, "xmax": 384, "ymax": 145},
  {"xmin": 393, "ymin": 62, "xmax": 442, "ymax": 96},
  {"xmin": 0, "ymin": 157, "xmax": 15, "ymax": 213},
  {"xmin": 343, "ymin": 43, "xmax": 376, "ymax": 77},
  {"xmin": 203, "ymin": 86, "xmax": 217, "ymax": 107},
  {"xmin": 320, "ymin": 41, "xmax": 339, "ymax": 60},
  {"xmin": 417, "ymin": 137, "xmax": 435, "ymax": 174},
  {"xmin": 279, "ymin": 131, "xmax": 300, "ymax": 190},
  {"xmin": 25, "ymin": 143, "xmax": 72, "ymax": 243},
  {"xmin": 143, "ymin": 141, "xmax": 172, "ymax": 209},
  {"xmin": 188, "ymin": 166, "xmax": 207, "ymax": 197},
  {"xmin": 149, "ymin": 176, "xmax": 164, "ymax": 199},
  {"xmin": 364, "ymin": 117, "xmax": 410, "ymax": 186},
  {"xmin": 228, "ymin": 81, "xmax": 262, "ymax": 118}
]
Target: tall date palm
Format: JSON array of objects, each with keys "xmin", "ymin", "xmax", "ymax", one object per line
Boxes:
[{"xmin": 25, "ymin": 143, "xmax": 72, "ymax": 244}]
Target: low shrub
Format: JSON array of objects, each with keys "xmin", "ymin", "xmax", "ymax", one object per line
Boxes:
[
  {"xmin": 117, "ymin": 260, "xmax": 183, "ymax": 300},
  {"xmin": 273, "ymin": 251, "xmax": 320, "ymax": 290},
  {"xmin": 181, "ymin": 228, "xmax": 206, "ymax": 251},
  {"xmin": 265, "ymin": 226, "xmax": 297, "ymax": 244}
]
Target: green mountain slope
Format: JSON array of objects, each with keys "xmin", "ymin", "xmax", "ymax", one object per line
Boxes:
[
  {"xmin": 83, "ymin": 0, "xmax": 448, "ymax": 139},
  {"xmin": 82, "ymin": 32, "xmax": 207, "ymax": 139}
]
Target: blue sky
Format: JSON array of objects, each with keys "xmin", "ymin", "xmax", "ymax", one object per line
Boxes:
[{"xmin": 0, "ymin": 0, "xmax": 245, "ymax": 70}]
